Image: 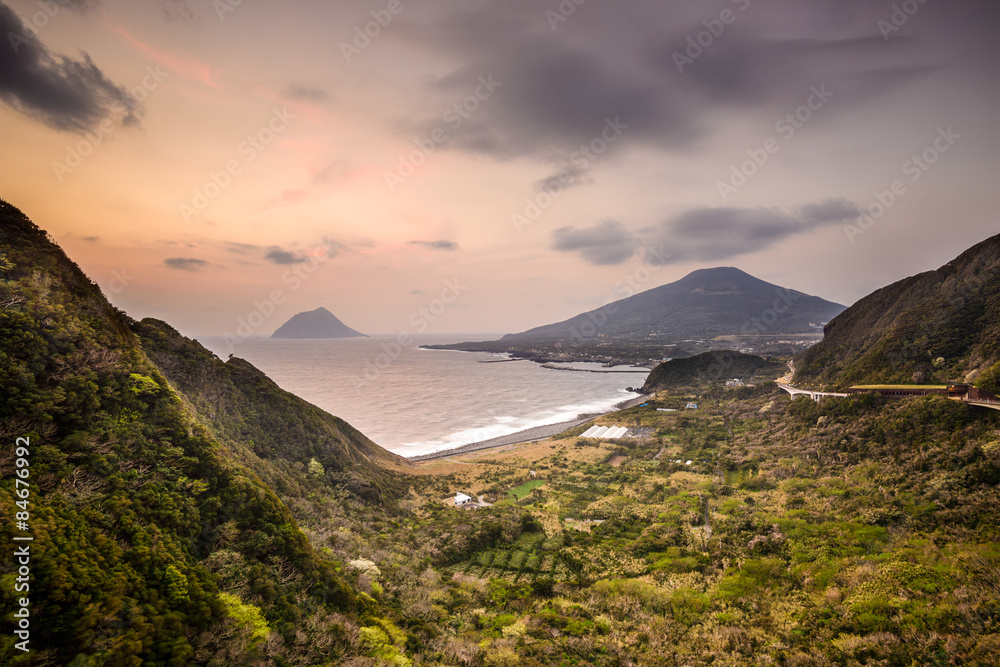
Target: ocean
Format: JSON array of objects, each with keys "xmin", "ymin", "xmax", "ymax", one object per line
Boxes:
[{"xmin": 197, "ymin": 335, "xmax": 649, "ymax": 457}]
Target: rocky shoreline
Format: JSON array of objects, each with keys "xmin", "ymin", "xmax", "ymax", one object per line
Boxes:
[{"xmin": 407, "ymin": 394, "xmax": 649, "ymax": 463}]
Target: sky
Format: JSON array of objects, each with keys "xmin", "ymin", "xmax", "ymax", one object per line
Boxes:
[{"xmin": 1, "ymin": 0, "xmax": 997, "ymax": 339}]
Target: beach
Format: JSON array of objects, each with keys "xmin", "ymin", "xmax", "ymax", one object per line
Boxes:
[{"xmin": 407, "ymin": 394, "xmax": 649, "ymax": 462}]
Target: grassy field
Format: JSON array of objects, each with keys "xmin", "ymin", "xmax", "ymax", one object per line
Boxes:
[{"xmin": 507, "ymin": 478, "xmax": 544, "ymax": 499}]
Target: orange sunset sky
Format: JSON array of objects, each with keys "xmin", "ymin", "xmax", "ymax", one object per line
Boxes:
[{"xmin": 1, "ymin": 0, "xmax": 997, "ymax": 338}]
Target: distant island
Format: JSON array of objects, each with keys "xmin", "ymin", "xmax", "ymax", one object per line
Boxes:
[{"xmin": 271, "ymin": 307, "xmax": 367, "ymax": 339}]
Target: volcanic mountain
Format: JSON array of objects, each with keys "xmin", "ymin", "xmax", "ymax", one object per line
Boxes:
[
  {"xmin": 502, "ymin": 267, "xmax": 845, "ymax": 342},
  {"xmin": 271, "ymin": 306, "xmax": 367, "ymax": 339}
]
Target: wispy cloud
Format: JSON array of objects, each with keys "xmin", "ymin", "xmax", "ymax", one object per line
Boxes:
[
  {"xmin": 283, "ymin": 84, "xmax": 329, "ymax": 102},
  {"xmin": 410, "ymin": 240, "xmax": 459, "ymax": 251},
  {"xmin": 164, "ymin": 257, "xmax": 208, "ymax": 271},
  {"xmin": 264, "ymin": 247, "xmax": 307, "ymax": 265},
  {"xmin": 225, "ymin": 241, "xmax": 260, "ymax": 255}
]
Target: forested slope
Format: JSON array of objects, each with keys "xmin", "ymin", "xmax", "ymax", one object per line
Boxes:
[
  {"xmin": 796, "ymin": 234, "xmax": 1000, "ymax": 389},
  {"xmin": 135, "ymin": 318, "xmax": 407, "ymax": 503},
  {"xmin": 0, "ymin": 200, "xmax": 382, "ymax": 664}
]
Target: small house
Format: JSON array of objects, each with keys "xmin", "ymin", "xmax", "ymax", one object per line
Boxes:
[
  {"xmin": 685, "ymin": 402, "xmax": 698, "ymax": 410},
  {"xmin": 454, "ymin": 492, "xmax": 472, "ymax": 507}
]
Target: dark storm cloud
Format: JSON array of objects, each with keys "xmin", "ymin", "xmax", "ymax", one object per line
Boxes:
[
  {"xmin": 551, "ymin": 220, "xmax": 639, "ymax": 266},
  {"xmin": 646, "ymin": 199, "xmax": 862, "ymax": 264},
  {"xmin": 652, "ymin": 35, "xmax": 931, "ymax": 107},
  {"xmin": 401, "ymin": 0, "xmax": 968, "ymax": 160},
  {"xmin": 430, "ymin": 44, "xmax": 691, "ymax": 157},
  {"xmin": 0, "ymin": 2, "xmax": 138, "ymax": 132},
  {"xmin": 164, "ymin": 257, "xmax": 208, "ymax": 271},
  {"xmin": 264, "ymin": 247, "xmax": 307, "ymax": 265},
  {"xmin": 410, "ymin": 240, "xmax": 459, "ymax": 251},
  {"xmin": 553, "ymin": 198, "xmax": 862, "ymax": 267}
]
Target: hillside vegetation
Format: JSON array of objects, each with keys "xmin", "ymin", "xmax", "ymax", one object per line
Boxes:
[
  {"xmin": 406, "ymin": 387, "xmax": 1000, "ymax": 666},
  {"xmin": 796, "ymin": 234, "xmax": 1000, "ymax": 390},
  {"xmin": 0, "ymin": 200, "xmax": 394, "ymax": 664},
  {"xmin": 643, "ymin": 351, "xmax": 786, "ymax": 393}
]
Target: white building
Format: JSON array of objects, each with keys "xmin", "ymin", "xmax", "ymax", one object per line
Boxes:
[{"xmin": 454, "ymin": 492, "xmax": 473, "ymax": 506}]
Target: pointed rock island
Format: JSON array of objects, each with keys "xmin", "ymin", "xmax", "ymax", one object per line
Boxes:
[{"xmin": 271, "ymin": 307, "xmax": 367, "ymax": 339}]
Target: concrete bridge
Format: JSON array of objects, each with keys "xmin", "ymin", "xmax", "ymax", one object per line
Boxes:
[
  {"xmin": 779, "ymin": 383, "xmax": 1000, "ymax": 410},
  {"xmin": 778, "ymin": 384, "xmax": 848, "ymax": 401},
  {"xmin": 965, "ymin": 398, "xmax": 1000, "ymax": 411}
]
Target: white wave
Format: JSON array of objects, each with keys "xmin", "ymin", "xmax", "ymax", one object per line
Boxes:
[{"xmin": 394, "ymin": 390, "xmax": 642, "ymax": 456}]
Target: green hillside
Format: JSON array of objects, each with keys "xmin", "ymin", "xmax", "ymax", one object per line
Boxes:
[
  {"xmin": 796, "ymin": 234, "xmax": 1000, "ymax": 389},
  {"xmin": 643, "ymin": 350, "xmax": 785, "ymax": 393},
  {"xmin": 0, "ymin": 200, "xmax": 382, "ymax": 664},
  {"xmin": 135, "ymin": 318, "xmax": 405, "ymax": 502}
]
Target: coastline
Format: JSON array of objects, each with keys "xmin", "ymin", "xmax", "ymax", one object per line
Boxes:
[{"xmin": 406, "ymin": 394, "xmax": 649, "ymax": 463}]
